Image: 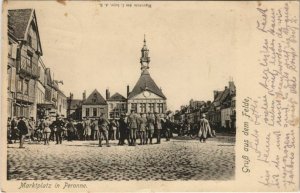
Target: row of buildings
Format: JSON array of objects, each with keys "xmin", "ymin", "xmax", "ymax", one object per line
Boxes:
[
  {"xmin": 174, "ymin": 81, "xmax": 236, "ymax": 133},
  {"xmin": 67, "ymin": 37, "xmax": 168, "ymax": 120},
  {"xmin": 7, "ymin": 9, "xmax": 67, "ymax": 121}
]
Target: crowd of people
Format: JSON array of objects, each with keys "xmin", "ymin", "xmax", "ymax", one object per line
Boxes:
[
  {"xmin": 7, "ymin": 110, "xmax": 175, "ymax": 148},
  {"xmin": 177, "ymin": 114, "xmax": 216, "ymax": 140},
  {"xmin": 8, "ymin": 111, "xmax": 214, "ymax": 148}
]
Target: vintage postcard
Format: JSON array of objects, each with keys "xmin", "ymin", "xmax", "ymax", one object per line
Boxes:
[{"xmin": 1, "ymin": 0, "xmax": 299, "ymax": 192}]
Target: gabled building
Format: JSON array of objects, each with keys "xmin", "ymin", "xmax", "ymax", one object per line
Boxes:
[
  {"xmin": 82, "ymin": 89, "xmax": 108, "ymax": 119},
  {"xmin": 7, "ymin": 12, "xmax": 18, "ymax": 118},
  {"xmin": 127, "ymin": 37, "xmax": 167, "ymax": 114},
  {"xmin": 106, "ymin": 90, "xmax": 127, "ymax": 119},
  {"xmin": 207, "ymin": 81, "xmax": 236, "ymax": 132},
  {"xmin": 8, "ymin": 9, "xmax": 43, "ymax": 119}
]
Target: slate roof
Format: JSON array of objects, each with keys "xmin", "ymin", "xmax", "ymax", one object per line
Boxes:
[
  {"xmin": 82, "ymin": 89, "xmax": 107, "ymax": 105},
  {"xmin": 107, "ymin": 92, "xmax": 126, "ymax": 101},
  {"xmin": 8, "ymin": 9, "xmax": 43, "ymax": 55},
  {"xmin": 212, "ymin": 90, "xmax": 226, "ymax": 107},
  {"xmin": 128, "ymin": 70, "xmax": 166, "ymax": 99},
  {"xmin": 8, "ymin": 9, "xmax": 33, "ymax": 40}
]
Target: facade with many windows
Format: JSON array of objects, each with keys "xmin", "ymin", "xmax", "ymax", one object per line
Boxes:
[
  {"xmin": 8, "ymin": 9, "xmax": 43, "ymax": 119},
  {"xmin": 82, "ymin": 89, "xmax": 108, "ymax": 119}
]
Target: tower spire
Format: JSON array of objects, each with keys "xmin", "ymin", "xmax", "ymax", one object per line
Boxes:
[{"xmin": 140, "ymin": 35, "xmax": 150, "ymax": 71}]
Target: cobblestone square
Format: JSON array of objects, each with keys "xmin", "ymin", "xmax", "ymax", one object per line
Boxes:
[{"xmin": 7, "ymin": 135, "xmax": 235, "ymax": 181}]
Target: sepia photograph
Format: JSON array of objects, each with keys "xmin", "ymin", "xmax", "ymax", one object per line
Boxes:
[
  {"xmin": 1, "ymin": 1, "xmax": 298, "ymax": 192},
  {"xmin": 6, "ymin": 2, "xmax": 236, "ymax": 181}
]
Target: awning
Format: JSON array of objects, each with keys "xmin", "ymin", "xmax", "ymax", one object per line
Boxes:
[{"xmin": 37, "ymin": 103, "xmax": 56, "ymax": 109}]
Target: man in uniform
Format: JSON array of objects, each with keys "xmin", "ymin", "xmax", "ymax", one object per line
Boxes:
[
  {"xmin": 28, "ymin": 117, "xmax": 36, "ymax": 142},
  {"xmin": 118, "ymin": 114, "xmax": 128, "ymax": 145},
  {"xmin": 138, "ymin": 113, "xmax": 147, "ymax": 145},
  {"xmin": 154, "ymin": 112, "xmax": 162, "ymax": 144},
  {"xmin": 165, "ymin": 112, "xmax": 172, "ymax": 141},
  {"xmin": 127, "ymin": 110, "xmax": 138, "ymax": 146},
  {"xmin": 98, "ymin": 113, "xmax": 110, "ymax": 147},
  {"xmin": 17, "ymin": 116, "xmax": 28, "ymax": 148},
  {"xmin": 53, "ymin": 115, "xmax": 65, "ymax": 144},
  {"xmin": 146, "ymin": 112, "xmax": 155, "ymax": 145}
]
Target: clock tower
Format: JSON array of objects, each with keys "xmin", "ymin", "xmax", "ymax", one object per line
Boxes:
[
  {"xmin": 127, "ymin": 36, "xmax": 167, "ymax": 114},
  {"xmin": 140, "ymin": 35, "xmax": 150, "ymax": 71}
]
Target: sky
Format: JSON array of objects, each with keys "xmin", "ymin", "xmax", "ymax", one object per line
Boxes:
[{"xmin": 7, "ymin": 1, "xmax": 238, "ymax": 111}]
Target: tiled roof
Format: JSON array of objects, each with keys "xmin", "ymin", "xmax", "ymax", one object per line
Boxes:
[
  {"xmin": 107, "ymin": 92, "xmax": 126, "ymax": 101},
  {"xmin": 8, "ymin": 9, "xmax": 33, "ymax": 39},
  {"xmin": 83, "ymin": 89, "xmax": 107, "ymax": 105},
  {"xmin": 128, "ymin": 70, "xmax": 166, "ymax": 99},
  {"xmin": 213, "ymin": 89, "xmax": 230, "ymax": 107},
  {"xmin": 8, "ymin": 9, "xmax": 43, "ymax": 55}
]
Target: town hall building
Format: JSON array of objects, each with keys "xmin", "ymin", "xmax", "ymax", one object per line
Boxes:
[{"xmin": 127, "ymin": 37, "xmax": 167, "ymax": 114}]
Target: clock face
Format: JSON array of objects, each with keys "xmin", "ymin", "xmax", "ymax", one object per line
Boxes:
[{"xmin": 143, "ymin": 91, "xmax": 151, "ymax": 98}]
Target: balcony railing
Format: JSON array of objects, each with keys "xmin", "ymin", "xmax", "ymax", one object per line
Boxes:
[{"xmin": 18, "ymin": 59, "xmax": 40, "ymax": 78}]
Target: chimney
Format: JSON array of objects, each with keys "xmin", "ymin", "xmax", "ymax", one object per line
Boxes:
[
  {"xmin": 206, "ymin": 100, "xmax": 211, "ymax": 106},
  {"xmin": 83, "ymin": 90, "xmax": 86, "ymax": 101},
  {"xmin": 127, "ymin": 85, "xmax": 130, "ymax": 97},
  {"xmin": 229, "ymin": 81, "xmax": 235, "ymax": 92},
  {"xmin": 213, "ymin": 90, "xmax": 218, "ymax": 100},
  {"xmin": 106, "ymin": 89, "xmax": 110, "ymax": 100},
  {"xmin": 70, "ymin": 92, "xmax": 73, "ymax": 100}
]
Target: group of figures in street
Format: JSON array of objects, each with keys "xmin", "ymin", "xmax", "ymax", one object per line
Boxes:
[{"xmin": 7, "ymin": 110, "xmax": 214, "ymax": 148}]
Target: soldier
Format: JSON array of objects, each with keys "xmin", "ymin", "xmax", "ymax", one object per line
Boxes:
[
  {"xmin": 17, "ymin": 116, "xmax": 28, "ymax": 148},
  {"xmin": 28, "ymin": 117, "xmax": 36, "ymax": 142},
  {"xmin": 36, "ymin": 118, "xmax": 44, "ymax": 142},
  {"xmin": 118, "ymin": 114, "xmax": 128, "ymax": 145},
  {"xmin": 83, "ymin": 118, "xmax": 91, "ymax": 140},
  {"xmin": 92, "ymin": 118, "xmax": 99, "ymax": 140},
  {"xmin": 53, "ymin": 115, "xmax": 65, "ymax": 144},
  {"xmin": 154, "ymin": 112, "xmax": 162, "ymax": 144},
  {"xmin": 146, "ymin": 112, "xmax": 155, "ymax": 145},
  {"xmin": 127, "ymin": 110, "xmax": 138, "ymax": 146},
  {"xmin": 165, "ymin": 112, "xmax": 172, "ymax": 141},
  {"xmin": 76, "ymin": 119, "xmax": 84, "ymax": 140},
  {"xmin": 98, "ymin": 113, "xmax": 110, "ymax": 147},
  {"xmin": 138, "ymin": 113, "xmax": 147, "ymax": 145},
  {"xmin": 10, "ymin": 117, "xmax": 18, "ymax": 143},
  {"xmin": 42, "ymin": 116, "xmax": 52, "ymax": 145},
  {"xmin": 198, "ymin": 114, "xmax": 212, "ymax": 143},
  {"xmin": 66, "ymin": 119, "xmax": 75, "ymax": 141},
  {"xmin": 109, "ymin": 119, "xmax": 117, "ymax": 140}
]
